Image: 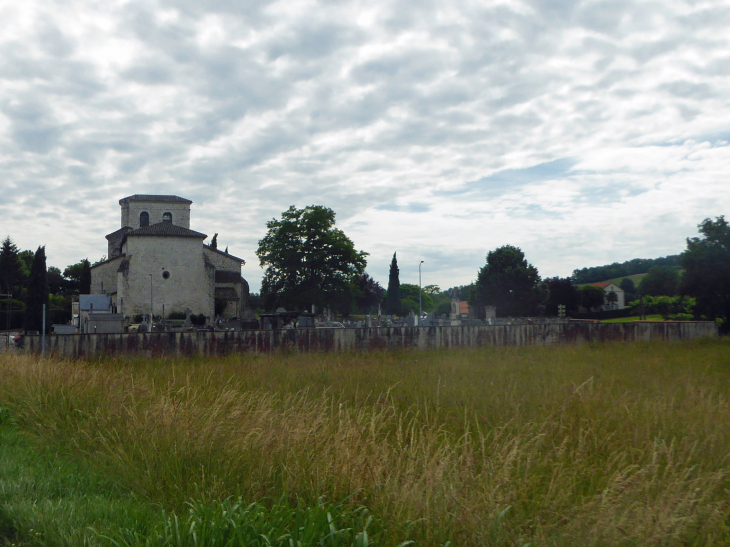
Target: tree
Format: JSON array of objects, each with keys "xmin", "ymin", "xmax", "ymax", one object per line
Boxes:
[
  {"xmin": 399, "ymin": 284, "xmax": 433, "ymax": 315},
  {"xmin": 680, "ymin": 216, "xmax": 730, "ymax": 328},
  {"xmin": 606, "ymin": 290, "xmax": 619, "ymax": 308},
  {"xmin": 47, "ymin": 266, "xmax": 66, "ymax": 295},
  {"xmin": 579, "ymin": 285, "xmax": 605, "ymax": 311},
  {"xmin": 638, "ymin": 266, "xmax": 680, "ymax": 296},
  {"xmin": 80, "ymin": 260, "xmax": 91, "ymax": 294},
  {"xmin": 0, "ymin": 236, "xmax": 23, "ymax": 296},
  {"xmin": 619, "ymin": 277, "xmax": 637, "ymax": 298},
  {"xmin": 475, "ymin": 245, "xmax": 546, "ymax": 317},
  {"xmin": 211, "ymin": 233, "xmax": 218, "ymax": 250},
  {"xmin": 256, "ymin": 205, "xmax": 368, "ymax": 313},
  {"xmin": 385, "ymin": 252, "xmax": 401, "ymax": 315},
  {"xmin": 544, "ymin": 277, "xmax": 580, "ymax": 316},
  {"xmin": 423, "ymin": 284, "xmax": 441, "ymax": 295},
  {"xmin": 357, "ymin": 273, "xmax": 385, "ymax": 314},
  {"xmin": 24, "ymin": 246, "xmax": 49, "ymax": 333}
]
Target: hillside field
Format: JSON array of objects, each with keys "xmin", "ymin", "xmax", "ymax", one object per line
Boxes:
[{"xmin": 1, "ymin": 340, "xmax": 730, "ymax": 546}]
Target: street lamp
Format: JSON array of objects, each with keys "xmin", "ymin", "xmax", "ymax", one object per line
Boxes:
[{"xmin": 419, "ymin": 260, "xmax": 424, "ymax": 320}]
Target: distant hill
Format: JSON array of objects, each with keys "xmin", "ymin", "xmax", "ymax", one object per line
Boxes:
[{"xmin": 572, "ymin": 255, "xmax": 681, "ymax": 284}]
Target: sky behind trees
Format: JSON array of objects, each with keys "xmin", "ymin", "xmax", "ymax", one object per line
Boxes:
[{"xmin": 1, "ymin": 0, "xmax": 729, "ymax": 291}]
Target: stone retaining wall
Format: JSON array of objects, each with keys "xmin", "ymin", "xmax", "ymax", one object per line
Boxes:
[{"xmin": 18, "ymin": 320, "xmax": 719, "ymax": 359}]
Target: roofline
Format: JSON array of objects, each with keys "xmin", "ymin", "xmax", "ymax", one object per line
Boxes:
[
  {"xmin": 90, "ymin": 255, "xmax": 126, "ymax": 270},
  {"xmin": 204, "ymin": 244, "xmax": 245, "ymax": 264},
  {"xmin": 119, "ymin": 195, "xmax": 193, "ymax": 205}
]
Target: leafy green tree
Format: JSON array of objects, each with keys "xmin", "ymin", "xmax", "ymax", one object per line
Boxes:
[
  {"xmin": 0, "ymin": 236, "xmax": 23, "ymax": 296},
  {"xmin": 256, "ymin": 205, "xmax": 368, "ymax": 313},
  {"xmin": 357, "ymin": 273, "xmax": 385, "ymax": 314},
  {"xmin": 399, "ymin": 284, "xmax": 433, "ymax": 315},
  {"xmin": 24, "ymin": 246, "xmax": 49, "ymax": 333},
  {"xmin": 619, "ymin": 277, "xmax": 637, "ymax": 298},
  {"xmin": 680, "ymin": 216, "xmax": 730, "ymax": 328},
  {"xmin": 544, "ymin": 277, "xmax": 580, "ymax": 316},
  {"xmin": 475, "ymin": 245, "xmax": 547, "ymax": 317},
  {"xmin": 385, "ymin": 252, "xmax": 401, "ymax": 315},
  {"xmin": 579, "ymin": 285, "xmax": 605, "ymax": 311},
  {"xmin": 606, "ymin": 291, "xmax": 619, "ymax": 308},
  {"xmin": 423, "ymin": 284, "xmax": 440, "ymax": 295},
  {"xmin": 638, "ymin": 266, "xmax": 680, "ymax": 296},
  {"xmin": 47, "ymin": 266, "xmax": 66, "ymax": 295}
]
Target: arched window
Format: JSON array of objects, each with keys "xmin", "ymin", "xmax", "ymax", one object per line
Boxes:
[
  {"xmin": 162, "ymin": 212, "xmax": 172, "ymax": 223},
  {"xmin": 140, "ymin": 211, "xmax": 149, "ymax": 227}
]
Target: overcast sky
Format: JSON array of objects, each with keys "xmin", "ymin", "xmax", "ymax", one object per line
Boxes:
[{"xmin": 1, "ymin": 0, "xmax": 729, "ymax": 291}]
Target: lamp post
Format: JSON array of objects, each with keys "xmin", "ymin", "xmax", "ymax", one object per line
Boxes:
[{"xmin": 419, "ymin": 260, "xmax": 424, "ymax": 320}]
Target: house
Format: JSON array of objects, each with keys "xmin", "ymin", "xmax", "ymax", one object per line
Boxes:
[
  {"xmin": 90, "ymin": 195, "xmax": 253, "ymax": 324},
  {"xmin": 589, "ymin": 282, "xmax": 625, "ymax": 311}
]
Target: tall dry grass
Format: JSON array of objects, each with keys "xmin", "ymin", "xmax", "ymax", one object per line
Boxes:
[{"xmin": 1, "ymin": 339, "xmax": 730, "ymax": 545}]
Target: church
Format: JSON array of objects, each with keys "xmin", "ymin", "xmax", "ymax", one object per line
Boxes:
[{"xmin": 90, "ymin": 195, "xmax": 250, "ymax": 323}]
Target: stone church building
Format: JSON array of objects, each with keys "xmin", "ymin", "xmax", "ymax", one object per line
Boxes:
[{"xmin": 91, "ymin": 195, "xmax": 250, "ymax": 323}]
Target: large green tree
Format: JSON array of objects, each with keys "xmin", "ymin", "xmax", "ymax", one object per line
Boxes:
[
  {"xmin": 544, "ymin": 277, "xmax": 580, "ymax": 316},
  {"xmin": 680, "ymin": 216, "xmax": 730, "ymax": 329},
  {"xmin": 385, "ymin": 252, "xmax": 401, "ymax": 315},
  {"xmin": 638, "ymin": 266, "xmax": 680, "ymax": 296},
  {"xmin": 475, "ymin": 245, "xmax": 547, "ymax": 317},
  {"xmin": 256, "ymin": 205, "xmax": 368, "ymax": 313},
  {"xmin": 24, "ymin": 246, "xmax": 49, "ymax": 333}
]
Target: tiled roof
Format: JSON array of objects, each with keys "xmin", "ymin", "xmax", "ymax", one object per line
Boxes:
[
  {"xmin": 203, "ymin": 244, "xmax": 245, "ymax": 264},
  {"xmin": 126, "ymin": 222, "xmax": 207, "ymax": 238},
  {"xmin": 459, "ymin": 301, "xmax": 469, "ymax": 314},
  {"xmin": 119, "ymin": 195, "xmax": 192, "ymax": 204},
  {"xmin": 105, "ymin": 227, "xmax": 132, "ymax": 240},
  {"xmin": 589, "ymin": 282, "xmax": 620, "ymax": 290}
]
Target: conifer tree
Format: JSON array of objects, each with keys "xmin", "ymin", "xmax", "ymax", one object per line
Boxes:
[
  {"xmin": 386, "ymin": 252, "xmax": 401, "ymax": 315},
  {"xmin": 0, "ymin": 236, "xmax": 22, "ymax": 295},
  {"xmin": 24, "ymin": 246, "xmax": 49, "ymax": 333},
  {"xmin": 80, "ymin": 259, "xmax": 91, "ymax": 294}
]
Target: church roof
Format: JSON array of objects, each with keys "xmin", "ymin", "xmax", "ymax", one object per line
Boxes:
[
  {"xmin": 204, "ymin": 244, "xmax": 245, "ymax": 264},
  {"xmin": 105, "ymin": 227, "xmax": 132, "ymax": 240},
  {"xmin": 119, "ymin": 195, "xmax": 192, "ymax": 205},
  {"xmin": 126, "ymin": 222, "xmax": 207, "ymax": 239}
]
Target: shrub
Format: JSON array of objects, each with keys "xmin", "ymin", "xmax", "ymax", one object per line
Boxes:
[{"xmin": 167, "ymin": 312, "xmax": 187, "ymax": 320}]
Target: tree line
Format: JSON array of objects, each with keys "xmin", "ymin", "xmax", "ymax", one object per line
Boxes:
[{"xmin": 572, "ymin": 255, "xmax": 681, "ymax": 284}]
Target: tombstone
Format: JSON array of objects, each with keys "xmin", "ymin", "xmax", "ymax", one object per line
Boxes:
[
  {"xmin": 485, "ymin": 306, "xmax": 497, "ymax": 321},
  {"xmin": 450, "ymin": 296, "xmax": 460, "ymax": 320},
  {"xmin": 365, "ymin": 315, "xmax": 372, "ymax": 328}
]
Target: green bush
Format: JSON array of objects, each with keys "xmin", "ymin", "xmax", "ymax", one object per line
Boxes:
[
  {"xmin": 133, "ymin": 314, "xmax": 144, "ymax": 323},
  {"xmin": 190, "ymin": 313, "xmax": 206, "ymax": 326},
  {"xmin": 167, "ymin": 312, "xmax": 187, "ymax": 320},
  {"xmin": 627, "ymin": 295, "xmax": 696, "ymax": 319}
]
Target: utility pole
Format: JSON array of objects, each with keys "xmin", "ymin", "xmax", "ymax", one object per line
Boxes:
[{"xmin": 419, "ymin": 260, "xmax": 424, "ymax": 320}]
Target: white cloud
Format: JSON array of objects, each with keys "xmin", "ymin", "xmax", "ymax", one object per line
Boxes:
[{"xmin": 1, "ymin": 0, "xmax": 729, "ymax": 291}]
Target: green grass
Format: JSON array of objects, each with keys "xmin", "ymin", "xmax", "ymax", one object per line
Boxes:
[
  {"xmin": 2, "ymin": 340, "xmax": 730, "ymax": 546},
  {"xmin": 600, "ymin": 314, "xmax": 664, "ymax": 323}
]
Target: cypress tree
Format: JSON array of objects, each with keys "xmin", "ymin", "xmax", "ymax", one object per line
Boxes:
[
  {"xmin": 0, "ymin": 236, "xmax": 22, "ymax": 295},
  {"xmin": 24, "ymin": 246, "xmax": 49, "ymax": 333},
  {"xmin": 386, "ymin": 252, "xmax": 401, "ymax": 315},
  {"xmin": 80, "ymin": 259, "xmax": 91, "ymax": 294}
]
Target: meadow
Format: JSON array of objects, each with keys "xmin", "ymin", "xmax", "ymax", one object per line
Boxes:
[{"xmin": 1, "ymin": 339, "xmax": 730, "ymax": 546}]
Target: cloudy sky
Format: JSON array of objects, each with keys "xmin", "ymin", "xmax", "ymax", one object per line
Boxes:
[{"xmin": 1, "ymin": 0, "xmax": 729, "ymax": 291}]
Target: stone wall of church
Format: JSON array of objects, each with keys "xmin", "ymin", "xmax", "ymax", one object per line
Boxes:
[
  {"xmin": 90, "ymin": 256, "xmax": 124, "ymax": 296},
  {"xmin": 119, "ymin": 236, "xmax": 214, "ymax": 319},
  {"xmin": 121, "ymin": 202, "xmax": 192, "ymax": 230}
]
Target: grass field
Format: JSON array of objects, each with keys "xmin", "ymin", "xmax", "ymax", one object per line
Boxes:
[{"xmin": 2, "ymin": 340, "xmax": 730, "ymax": 546}]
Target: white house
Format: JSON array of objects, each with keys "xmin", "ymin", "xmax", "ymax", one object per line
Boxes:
[{"xmin": 589, "ymin": 281, "xmax": 625, "ymax": 311}]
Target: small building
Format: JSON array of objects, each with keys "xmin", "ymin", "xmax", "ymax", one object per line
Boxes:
[{"xmin": 589, "ymin": 282, "xmax": 625, "ymax": 311}]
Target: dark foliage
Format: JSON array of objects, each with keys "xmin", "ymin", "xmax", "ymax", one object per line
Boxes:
[
  {"xmin": 638, "ymin": 266, "xmax": 680, "ymax": 296},
  {"xmin": 544, "ymin": 277, "xmax": 581, "ymax": 316},
  {"xmin": 257, "ymin": 205, "xmax": 367, "ymax": 314},
  {"xmin": 357, "ymin": 273, "xmax": 385, "ymax": 314},
  {"xmin": 579, "ymin": 285, "xmax": 605, "ymax": 311},
  {"xmin": 680, "ymin": 216, "xmax": 730, "ymax": 330},
  {"xmin": 475, "ymin": 245, "xmax": 547, "ymax": 317},
  {"xmin": 24, "ymin": 246, "xmax": 49, "ymax": 333},
  {"xmin": 619, "ymin": 277, "xmax": 637, "ymax": 297},
  {"xmin": 0, "ymin": 236, "xmax": 23, "ymax": 296},
  {"xmin": 385, "ymin": 253, "xmax": 401, "ymax": 315},
  {"xmin": 572, "ymin": 255, "xmax": 681, "ymax": 284}
]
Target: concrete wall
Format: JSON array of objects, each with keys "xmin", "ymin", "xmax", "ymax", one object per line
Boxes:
[
  {"xmin": 90, "ymin": 256, "xmax": 124, "ymax": 296},
  {"xmin": 21, "ymin": 321, "xmax": 719, "ymax": 359}
]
